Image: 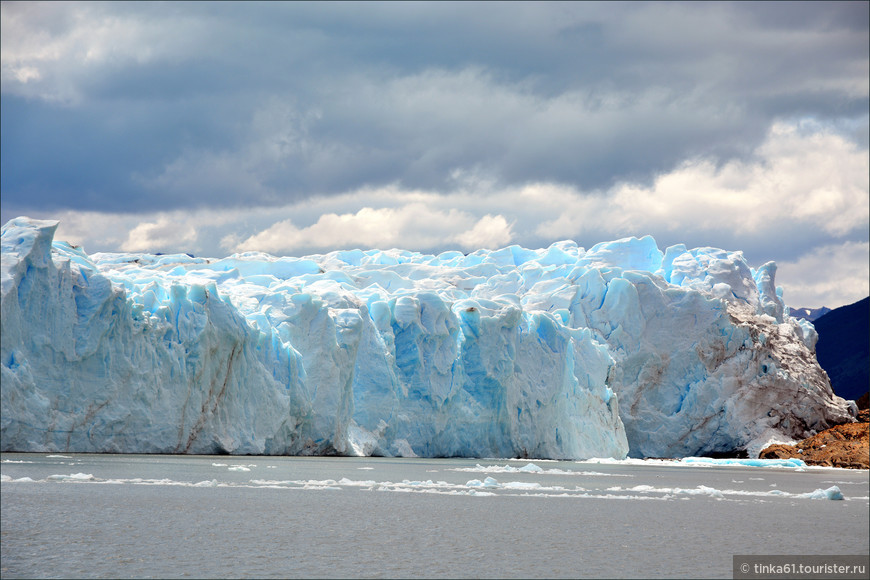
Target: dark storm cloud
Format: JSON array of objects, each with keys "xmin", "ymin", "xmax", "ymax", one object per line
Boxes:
[{"xmin": 1, "ymin": 1, "xmax": 867, "ymax": 216}]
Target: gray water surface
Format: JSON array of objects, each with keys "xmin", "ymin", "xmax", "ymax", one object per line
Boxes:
[{"xmin": 2, "ymin": 454, "xmax": 868, "ymax": 579}]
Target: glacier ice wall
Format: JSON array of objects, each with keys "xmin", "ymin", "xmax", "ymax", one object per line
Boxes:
[{"xmin": 0, "ymin": 217, "xmax": 853, "ymax": 458}]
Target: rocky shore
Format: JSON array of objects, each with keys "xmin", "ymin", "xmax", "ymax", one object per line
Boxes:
[{"xmin": 759, "ymin": 402, "xmax": 869, "ymax": 469}]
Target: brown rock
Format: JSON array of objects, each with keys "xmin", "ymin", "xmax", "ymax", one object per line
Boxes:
[
  {"xmin": 759, "ymin": 419, "xmax": 869, "ymax": 469},
  {"xmin": 759, "ymin": 444, "xmax": 800, "ymax": 460}
]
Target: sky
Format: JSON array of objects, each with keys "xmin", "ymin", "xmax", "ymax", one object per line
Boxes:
[{"xmin": 1, "ymin": 1, "xmax": 868, "ymax": 309}]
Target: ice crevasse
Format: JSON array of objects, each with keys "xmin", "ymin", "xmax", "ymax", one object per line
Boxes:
[{"xmin": 0, "ymin": 217, "xmax": 854, "ymax": 459}]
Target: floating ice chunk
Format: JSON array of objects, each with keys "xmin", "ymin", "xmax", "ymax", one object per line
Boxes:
[
  {"xmin": 401, "ymin": 479, "xmax": 436, "ymax": 487},
  {"xmin": 449, "ymin": 463, "xmax": 632, "ymax": 477},
  {"xmin": 518, "ymin": 463, "xmax": 543, "ymax": 473},
  {"xmin": 678, "ymin": 457, "xmax": 808, "ymax": 469},
  {"xmin": 47, "ymin": 473, "xmax": 94, "ymax": 481},
  {"xmin": 801, "ymin": 486, "xmax": 844, "ymax": 500},
  {"xmin": 692, "ymin": 485, "xmax": 724, "ymax": 498},
  {"xmin": 502, "ymin": 481, "xmax": 543, "ymax": 490},
  {"xmin": 0, "ymin": 474, "xmax": 35, "ymax": 483},
  {"xmin": 623, "ymin": 485, "xmax": 725, "ymax": 498},
  {"xmin": 609, "ymin": 483, "xmax": 850, "ymax": 502},
  {"xmin": 466, "ymin": 476, "xmax": 501, "ymax": 488}
]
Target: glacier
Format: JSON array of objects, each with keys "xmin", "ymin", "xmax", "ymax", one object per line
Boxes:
[{"xmin": 0, "ymin": 217, "xmax": 854, "ymax": 459}]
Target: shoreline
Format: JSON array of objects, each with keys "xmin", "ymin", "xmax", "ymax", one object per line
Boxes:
[{"xmin": 760, "ymin": 407, "xmax": 869, "ymax": 469}]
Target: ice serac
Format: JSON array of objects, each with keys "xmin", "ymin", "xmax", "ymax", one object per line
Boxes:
[{"xmin": 0, "ymin": 218, "xmax": 853, "ymax": 458}]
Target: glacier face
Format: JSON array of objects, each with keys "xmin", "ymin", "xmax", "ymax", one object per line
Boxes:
[{"xmin": 0, "ymin": 217, "xmax": 853, "ymax": 458}]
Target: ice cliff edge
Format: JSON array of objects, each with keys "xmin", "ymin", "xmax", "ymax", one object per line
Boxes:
[{"xmin": 0, "ymin": 217, "xmax": 853, "ymax": 458}]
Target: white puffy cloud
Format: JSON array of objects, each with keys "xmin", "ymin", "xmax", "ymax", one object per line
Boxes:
[
  {"xmin": 52, "ymin": 210, "xmax": 131, "ymax": 250},
  {"xmin": 121, "ymin": 216, "xmax": 196, "ymax": 253},
  {"xmin": 454, "ymin": 215, "xmax": 514, "ymax": 250},
  {"xmin": 775, "ymin": 241, "xmax": 870, "ymax": 309},
  {"xmin": 231, "ymin": 204, "xmax": 513, "ymax": 254},
  {"xmin": 51, "ymin": 208, "xmax": 226, "ymax": 254},
  {"xmin": 534, "ymin": 120, "xmax": 869, "ymax": 239}
]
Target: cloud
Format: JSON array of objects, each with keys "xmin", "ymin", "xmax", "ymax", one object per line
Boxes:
[
  {"xmin": 231, "ymin": 204, "xmax": 513, "ymax": 254},
  {"xmin": 5, "ymin": 2, "xmax": 866, "ymax": 103},
  {"xmin": 534, "ymin": 120, "xmax": 869, "ymax": 241},
  {"xmin": 2, "ymin": 3, "xmax": 866, "ymax": 213},
  {"xmin": 775, "ymin": 241, "xmax": 870, "ymax": 309},
  {"xmin": 1, "ymin": 2, "xmax": 213, "ymax": 104},
  {"xmin": 121, "ymin": 216, "xmax": 196, "ymax": 253},
  {"xmin": 454, "ymin": 215, "xmax": 514, "ymax": 250},
  {"xmin": 49, "ymin": 208, "xmax": 234, "ymax": 256}
]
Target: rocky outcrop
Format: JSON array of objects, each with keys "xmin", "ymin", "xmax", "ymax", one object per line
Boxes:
[{"xmin": 759, "ymin": 409, "xmax": 869, "ymax": 469}]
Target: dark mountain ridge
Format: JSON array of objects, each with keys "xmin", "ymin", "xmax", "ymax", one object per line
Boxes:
[
  {"xmin": 789, "ymin": 306, "xmax": 831, "ymax": 322},
  {"xmin": 812, "ymin": 296, "xmax": 869, "ymax": 402}
]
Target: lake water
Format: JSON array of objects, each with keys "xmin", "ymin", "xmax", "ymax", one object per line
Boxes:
[{"xmin": 2, "ymin": 453, "xmax": 868, "ymax": 579}]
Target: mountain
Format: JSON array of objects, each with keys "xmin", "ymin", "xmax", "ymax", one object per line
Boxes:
[
  {"xmin": 813, "ymin": 297, "xmax": 870, "ymax": 402},
  {"xmin": 0, "ymin": 217, "xmax": 853, "ymax": 459},
  {"xmin": 789, "ymin": 306, "xmax": 831, "ymax": 322}
]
